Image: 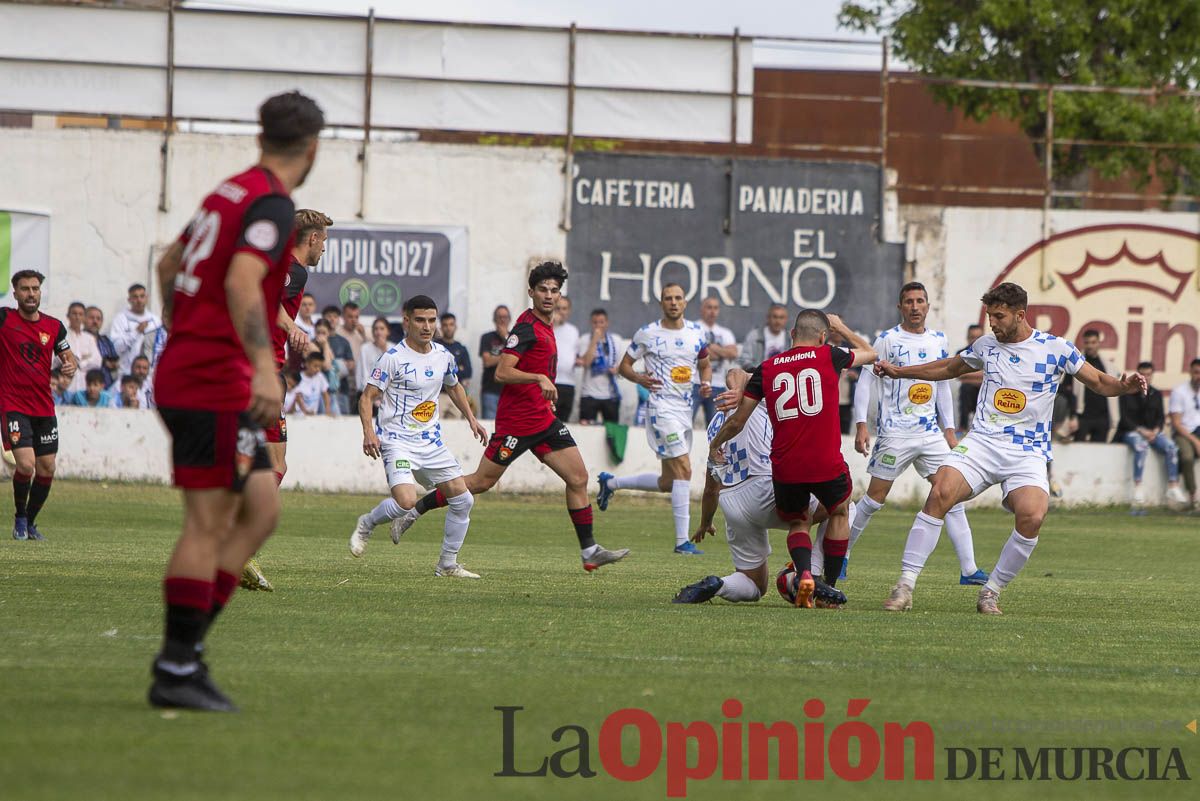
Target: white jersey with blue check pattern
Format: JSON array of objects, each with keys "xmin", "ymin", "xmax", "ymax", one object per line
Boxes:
[
  {"xmin": 706, "ymin": 403, "xmax": 772, "ymax": 487},
  {"xmin": 626, "ymin": 319, "xmax": 707, "ymax": 412},
  {"xmin": 959, "ymin": 329, "xmax": 1084, "ymax": 459},
  {"xmin": 366, "ymin": 340, "xmax": 458, "ymax": 445},
  {"xmin": 868, "ymin": 326, "xmax": 950, "ymax": 435}
]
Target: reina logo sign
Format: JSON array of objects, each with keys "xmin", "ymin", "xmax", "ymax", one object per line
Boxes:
[{"xmin": 989, "ymin": 224, "xmax": 1199, "ymax": 390}]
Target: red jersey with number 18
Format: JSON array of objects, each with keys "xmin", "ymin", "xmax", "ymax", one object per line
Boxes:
[
  {"xmin": 496, "ymin": 309, "xmax": 557, "ymax": 436},
  {"xmin": 155, "ymin": 166, "xmax": 295, "ymax": 411},
  {"xmin": 742, "ymin": 344, "xmax": 852, "ymax": 483}
]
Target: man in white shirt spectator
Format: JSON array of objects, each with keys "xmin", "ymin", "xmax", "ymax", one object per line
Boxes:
[
  {"xmin": 553, "ymin": 295, "xmax": 581, "ymax": 422},
  {"xmin": 64, "ymin": 302, "xmax": 101, "ymax": 392},
  {"xmin": 737, "ymin": 303, "xmax": 790, "ymax": 369},
  {"xmin": 576, "ymin": 308, "xmax": 625, "ymax": 425},
  {"xmin": 130, "ymin": 354, "xmax": 154, "ymax": 409},
  {"xmin": 110, "ymin": 283, "xmax": 161, "ymax": 376},
  {"xmin": 1169, "ymin": 357, "xmax": 1200, "ymax": 510},
  {"xmin": 694, "ymin": 297, "xmax": 738, "ymax": 425}
]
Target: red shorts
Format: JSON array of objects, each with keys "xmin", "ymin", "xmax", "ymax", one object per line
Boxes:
[
  {"xmin": 158, "ymin": 408, "xmax": 271, "ymax": 491},
  {"xmin": 773, "ymin": 470, "xmax": 853, "ymax": 523}
]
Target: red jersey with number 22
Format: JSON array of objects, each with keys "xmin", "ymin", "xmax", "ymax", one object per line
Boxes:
[
  {"xmin": 155, "ymin": 166, "xmax": 295, "ymax": 411},
  {"xmin": 742, "ymin": 344, "xmax": 852, "ymax": 483},
  {"xmin": 496, "ymin": 309, "xmax": 557, "ymax": 436}
]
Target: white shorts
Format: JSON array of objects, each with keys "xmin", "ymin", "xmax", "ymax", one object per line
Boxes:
[
  {"xmin": 381, "ymin": 440, "xmax": 463, "ymax": 489},
  {"xmin": 647, "ymin": 405, "xmax": 694, "ymax": 460},
  {"xmin": 867, "ymin": 431, "xmax": 949, "ymax": 481},
  {"xmin": 719, "ymin": 475, "xmax": 783, "ymax": 570},
  {"xmin": 942, "ymin": 433, "xmax": 1048, "ymax": 510}
]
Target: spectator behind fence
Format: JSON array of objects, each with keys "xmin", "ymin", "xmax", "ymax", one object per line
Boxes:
[
  {"xmin": 289, "ymin": 352, "xmax": 334, "ymax": 416},
  {"xmin": 111, "ymin": 374, "xmax": 142, "ymax": 409},
  {"xmin": 64, "ymin": 302, "xmax": 100, "ymax": 393},
  {"xmin": 1168, "ymin": 357, "xmax": 1200, "ymax": 511},
  {"xmin": 576, "ymin": 308, "xmax": 624, "ymax": 425},
  {"xmin": 359, "ymin": 318, "xmax": 394, "ymax": 391},
  {"xmin": 296, "ymin": 293, "xmax": 317, "ymax": 336},
  {"xmin": 339, "ymin": 301, "xmax": 367, "ymax": 409},
  {"xmin": 478, "ymin": 304, "xmax": 510, "ymax": 420},
  {"xmin": 737, "ymin": 302, "xmax": 790, "ymax": 368},
  {"xmin": 695, "ymin": 297, "xmax": 738, "ymax": 426},
  {"xmin": 553, "ymin": 295, "xmax": 580, "ymax": 422},
  {"xmin": 51, "ymin": 368, "xmax": 71, "ymax": 406},
  {"xmin": 84, "ymin": 305, "xmax": 120, "ymax": 389},
  {"xmin": 65, "ymin": 369, "xmax": 113, "ymax": 408},
  {"xmin": 322, "ymin": 305, "xmax": 354, "ymax": 414},
  {"xmin": 1072, "ymin": 329, "xmax": 1112, "ymax": 442},
  {"xmin": 110, "ymin": 283, "xmax": 161, "ymax": 376},
  {"xmin": 130, "ymin": 354, "xmax": 154, "ymax": 409},
  {"xmin": 1115, "ymin": 361, "xmax": 1189, "ymax": 512},
  {"xmin": 955, "ymin": 323, "xmax": 983, "ymax": 435},
  {"xmin": 436, "ymin": 312, "xmax": 473, "ymax": 419}
]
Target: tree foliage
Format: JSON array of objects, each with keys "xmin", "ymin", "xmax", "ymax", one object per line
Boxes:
[{"xmin": 839, "ymin": 1, "xmax": 1200, "ymax": 196}]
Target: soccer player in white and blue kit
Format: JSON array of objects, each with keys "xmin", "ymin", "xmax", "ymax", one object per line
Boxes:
[
  {"xmin": 596, "ymin": 283, "xmax": 712, "ymax": 554},
  {"xmin": 876, "ymin": 283, "xmax": 1145, "ymax": 615},
  {"xmin": 349, "ymin": 295, "xmax": 489, "ymax": 578},
  {"xmin": 850, "ymin": 282, "xmax": 986, "ymax": 584}
]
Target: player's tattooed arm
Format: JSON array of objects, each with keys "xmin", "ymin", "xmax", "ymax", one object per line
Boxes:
[
  {"xmin": 155, "ymin": 241, "xmax": 184, "ymax": 327},
  {"xmin": 1075, "ymin": 362, "xmax": 1147, "ymax": 397}
]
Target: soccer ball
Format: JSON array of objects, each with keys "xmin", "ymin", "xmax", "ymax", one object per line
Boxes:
[{"xmin": 776, "ymin": 561, "xmax": 800, "ymax": 604}]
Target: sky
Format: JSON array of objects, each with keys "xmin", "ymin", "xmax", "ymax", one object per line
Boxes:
[{"xmin": 185, "ymin": 0, "xmax": 890, "ymax": 70}]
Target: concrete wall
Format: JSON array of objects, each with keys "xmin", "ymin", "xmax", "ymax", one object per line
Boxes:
[{"xmin": 43, "ymin": 407, "xmax": 1175, "ymax": 508}]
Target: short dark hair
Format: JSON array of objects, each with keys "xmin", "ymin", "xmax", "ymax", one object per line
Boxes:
[
  {"xmin": 1137, "ymin": 361, "xmax": 1155, "ymax": 371},
  {"xmin": 590, "ymin": 308, "xmax": 608, "ymax": 318},
  {"xmin": 403, "ymin": 295, "xmax": 438, "ymax": 315},
  {"xmin": 259, "ymin": 91, "xmax": 325, "ymax": 156},
  {"xmin": 768, "ymin": 303, "xmax": 788, "ymax": 314},
  {"xmin": 120, "ymin": 374, "xmax": 139, "ymax": 387},
  {"xmin": 1190, "ymin": 358, "xmax": 1200, "ymax": 368},
  {"xmin": 899, "ymin": 281, "xmax": 927, "ymax": 301},
  {"xmin": 322, "ymin": 305, "xmax": 341, "ymax": 316},
  {"xmin": 128, "ymin": 283, "xmax": 146, "ymax": 294},
  {"xmin": 528, "ymin": 260, "xmax": 568, "ymax": 289},
  {"xmin": 967, "ymin": 323, "xmax": 983, "ymax": 332},
  {"xmin": 305, "ymin": 351, "xmax": 326, "ymax": 364},
  {"xmin": 315, "ymin": 318, "xmax": 332, "ymax": 332},
  {"xmin": 793, "ymin": 309, "xmax": 830, "ymax": 340},
  {"xmin": 11, "ymin": 269, "xmax": 44, "ymax": 289},
  {"xmin": 439, "ymin": 312, "xmax": 456, "ymax": 322},
  {"xmin": 132, "ymin": 354, "xmax": 150, "ymax": 365},
  {"xmin": 980, "ymin": 282, "xmax": 1027, "ymax": 310},
  {"xmin": 493, "ymin": 305, "xmax": 510, "ymax": 317},
  {"xmin": 342, "ymin": 302, "xmax": 359, "ymax": 313},
  {"xmin": 68, "ymin": 301, "xmax": 86, "ymax": 313},
  {"xmin": 85, "ymin": 305, "xmax": 103, "ymax": 316},
  {"xmin": 85, "ymin": 368, "xmax": 105, "ymax": 384},
  {"xmin": 302, "ymin": 293, "xmax": 316, "ymax": 301},
  {"xmin": 1082, "ymin": 329, "xmax": 1101, "ymax": 339},
  {"xmin": 51, "ymin": 367, "xmax": 62, "ymax": 378}
]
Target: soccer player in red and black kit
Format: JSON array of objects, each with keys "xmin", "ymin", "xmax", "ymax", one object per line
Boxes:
[
  {"xmin": 1, "ymin": 270, "xmax": 78, "ymax": 541},
  {"xmin": 148, "ymin": 91, "xmax": 324, "ymax": 711},
  {"xmin": 239, "ymin": 208, "xmax": 332, "ymax": 593},
  {"xmin": 710, "ymin": 310, "xmax": 876, "ymax": 608},
  {"xmin": 394, "ymin": 261, "xmax": 630, "ymax": 571}
]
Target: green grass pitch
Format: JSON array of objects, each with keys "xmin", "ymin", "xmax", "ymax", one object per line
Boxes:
[{"xmin": 1, "ymin": 481, "xmax": 1197, "ymax": 801}]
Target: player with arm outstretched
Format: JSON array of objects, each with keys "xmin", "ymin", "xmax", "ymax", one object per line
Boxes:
[
  {"xmin": 393, "ymin": 262, "xmax": 630, "ymax": 572},
  {"xmin": 348, "ymin": 295, "xmax": 488, "ymax": 577},
  {"xmin": 849, "ymin": 281, "xmax": 987, "ymax": 585},
  {"xmin": 595, "ymin": 283, "xmax": 712, "ymax": 555},
  {"xmin": 709, "ymin": 311, "xmax": 876, "ymax": 608},
  {"xmin": 878, "ymin": 282, "xmax": 1146, "ymax": 615}
]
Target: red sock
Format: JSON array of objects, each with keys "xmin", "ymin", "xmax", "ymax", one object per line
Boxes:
[
  {"xmin": 214, "ymin": 569, "xmax": 239, "ymax": 608},
  {"xmin": 163, "ymin": 576, "xmax": 214, "ymax": 612},
  {"xmin": 786, "ymin": 531, "xmax": 813, "ymax": 576},
  {"xmin": 823, "ymin": 538, "xmax": 848, "ymax": 558},
  {"xmin": 569, "ymin": 505, "xmax": 595, "ymax": 550}
]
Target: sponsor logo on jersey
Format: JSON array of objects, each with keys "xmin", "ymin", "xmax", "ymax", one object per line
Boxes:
[
  {"xmin": 1009, "ymin": 355, "xmax": 1021, "ymax": 364},
  {"xmin": 670, "ymin": 365, "xmax": 693, "ymax": 383},
  {"xmin": 907, "ymin": 383, "xmax": 933, "ymax": 404},
  {"xmin": 953, "ymin": 444, "xmax": 968, "ymax": 453},
  {"xmin": 371, "ymin": 368, "xmax": 386, "ymax": 381},
  {"xmin": 881, "ymin": 453, "xmax": 896, "ymax": 466},
  {"xmin": 412, "ymin": 401, "xmax": 437, "ymax": 423},
  {"xmin": 425, "ymin": 366, "xmax": 435, "ymax": 377},
  {"xmin": 38, "ymin": 332, "xmax": 50, "ymax": 346},
  {"xmin": 498, "ymin": 448, "xmax": 513, "ymax": 461},
  {"xmin": 245, "ymin": 219, "xmax": 279, "ymax": 251},
  {"xmin": 994, "ymin": 388, "xmax": 1027, "ymax": 414},
  {"xmin": 666, "ymin": 432, "xmax": 680, "ymax": 443},
  {"xmin": 394, "ymin": 459, "xmax": 410, "ymax": 469},
  {"xmin": 506, "ymin": 334, "xmax": 519, "ymax": 349},
  {"xmin": 675, "ymin": 338, "xmax": 684, "ymax": 347}
]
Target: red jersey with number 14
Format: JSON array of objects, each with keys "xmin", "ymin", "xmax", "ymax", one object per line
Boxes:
[
  {"xmin": 0, "ymin": 308, "xmax": 70, "ymax": 417},
  {"xmin": 155, "ymin": 166, "xmax": 295, "ymax": 411},
  {"xmin": 743, "ymin": 344, "xmax": 852, "ymax": 483},
  {"xmin": 496, "ymin": 309, "xmax": 557, "ymax": 436}
]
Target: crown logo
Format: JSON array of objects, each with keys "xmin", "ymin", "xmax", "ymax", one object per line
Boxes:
[{"xmin": 1057, "ymin": 241, "xmax": 1193, "ymax": 302}]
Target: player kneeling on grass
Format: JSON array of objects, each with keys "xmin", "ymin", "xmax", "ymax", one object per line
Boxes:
[
  {"xmin": 674, "ymin": 368, "xmax": 847, "ymax": 608},
  {"xmin": 349, "ymin": 295, "xmax": 488, "ymax": 578}
]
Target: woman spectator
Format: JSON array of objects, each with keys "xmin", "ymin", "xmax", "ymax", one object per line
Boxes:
[{"xmin": 358, "ymin": 318, "xmax": 394, "ymax": 390}]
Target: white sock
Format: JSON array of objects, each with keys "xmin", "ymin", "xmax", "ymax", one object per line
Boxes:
[
  {"xmin": 899, "ymin": 511, "xmax": 944, "ymax": 588},
  {"xmin": 715, "ymin": 572, "xmax": 761, "ymax": 602},
  {"xmin": 610, "ymin": 472, "xmax": 661, "ymax": 491},
  {"xmin": 671, "ymin": 480, "xmax": 690, "ymax": 545},
  {"xmin": 581, "ymin": 543, "xmax": 601, "ymax": 559},
  {"xmin": 944, "ymin": 503, "xmax": 979, "ymax": 576},
  {"xmin": 440, "ymin": 492, "xmax": 474, "ymax": 567},
  {"xmin": 366, "ymin": 497, "xmax": 404, "ymax": 527},
  {"xmin": 985, "ymin": 530, "xmax": 1037, "ymax": 593},
  {"xmin": 811, "ymin": 524, "xmax": 826, "ymax": 577},
  {"xmin": 848, "ymin": 495, "xmax": 883, "ymax": 556}
]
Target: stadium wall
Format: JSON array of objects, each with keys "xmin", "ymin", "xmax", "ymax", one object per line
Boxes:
[{"xmin": 48, "ymin": 407, "xmax": 1170, "ymax": 507}]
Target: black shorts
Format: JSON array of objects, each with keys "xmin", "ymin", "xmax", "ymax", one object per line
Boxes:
[
  {"xmin": 3, "ymin": 411, "xmax": 59, "ymax": 456},
  {"xmin": 773, "ymin": 470, "xmax": 853, "ymax": 523},
  {"xmin": 483, "ymin": 420, "xmax": 577, "ymax": 466},
  {"xmin": 158, "ymin": 408, "xmax": 271, "ymax": 492},
  {"xmin": 579, "ymin": 397, "xmax": 620, "ymax": 424}
]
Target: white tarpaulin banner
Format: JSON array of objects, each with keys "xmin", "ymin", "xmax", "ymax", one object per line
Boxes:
[{"xmin": 0, "ymin": 210, "xmax": 51, "ymax": 305}]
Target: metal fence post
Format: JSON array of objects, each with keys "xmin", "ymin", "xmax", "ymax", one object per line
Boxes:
[
  {"xmin": 157, "ymin": 2, "xmax": 175, "ymax": 214},
  {"xmin": 358, "ymin": 7, "xmax": 375, "ymax": 220},
  {"xmin": 559, "ymin": 23, "xmax": 577, "ymax": 232}
]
